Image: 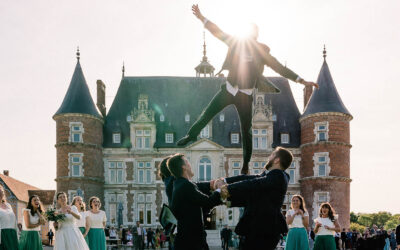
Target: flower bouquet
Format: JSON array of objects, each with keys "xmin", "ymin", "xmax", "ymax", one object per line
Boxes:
[{"xmin": 45, "ymin": 207, "xmax": 66, "ymax": 230}]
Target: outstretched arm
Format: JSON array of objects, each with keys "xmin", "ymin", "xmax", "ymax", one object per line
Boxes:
[{"xmin": 192, "ymin": 4, "xmax": 233, "ymax": 45}]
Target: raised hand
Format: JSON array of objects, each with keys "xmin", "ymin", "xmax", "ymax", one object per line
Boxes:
[
  {"xmin": 303, "ymin": 80, "xmax": 319, "ymax": 89},
  {"xmin": 214, "ymin": 178, "xmax": 225, "ymax": 190},
  {"xmin": 192, "ymin": 4, "xmax": 204, "ymax": 21}
]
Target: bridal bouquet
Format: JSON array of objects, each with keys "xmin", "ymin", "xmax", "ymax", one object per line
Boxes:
[{"xmin": 45, "ymin": 207, "xmax": 66, "ymax": 222}]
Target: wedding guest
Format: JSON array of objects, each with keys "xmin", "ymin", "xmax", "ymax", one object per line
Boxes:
[
  {"xmin": 54, "ymin": 192, "xmax": 89, "ymax": 250},
  {"xmin": 84, "ymin": 196, "xmax": 107, "ymax": 250},
  {"xmin": 109, "ymin": 226, "xmax": 117, "ymax": 239},
  {"xmin": 19, "ymin": 195, "xmax": 46, "ymax": 250},
  {"xmin": 47, "ymin": 229, "xmax": 54, "ymax": 246},
  {"xmin": 285, "ymin": 195, "xmax": 309, "ymax": 250},
  {"xmin": 71, "ymin": 196, "xmax": 89, "ymax": 244},
  {"xmin": 0, "ymin": 184, "xmax": 19, "ymax": 249},
  {"xmin": 384, "ymin": 230, "xmax": 391, "ymax": 250},
  {"xmin": 396, "ymin": 218, "xmax": 400, "ymax": 250},
  {"xmin": 313, "ymin": 203, "xmax": 340, "ymax": 250}
]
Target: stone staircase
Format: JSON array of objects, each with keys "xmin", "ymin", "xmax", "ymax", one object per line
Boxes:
[{"xmin": 206, "ymin": 230, "xmax": 222, "ymax": 247}]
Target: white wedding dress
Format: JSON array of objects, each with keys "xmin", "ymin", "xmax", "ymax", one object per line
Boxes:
[{"xmin": 55, "ymin": 205, "xmax": 89, "ymax": 250}]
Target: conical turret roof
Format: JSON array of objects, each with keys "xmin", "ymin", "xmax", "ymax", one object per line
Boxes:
[
  {"xmin": 54, "ymin": 55, "xmax": 101, "ymax": 118},
  {"xmin": 303, "ymin": 58, "xmax": 351, "ymax": 117}
]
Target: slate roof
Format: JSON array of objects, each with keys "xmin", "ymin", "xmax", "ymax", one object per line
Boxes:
[
  {"xmin": 54, "ymin": 60, "xmax": 102, "ymax": 118},
  {"xmin": 0, "ymin": 174, "xmax": 40, "ymax": 203},
  {"xmin": 303, "ymin": 60, "xmax": 351, "ymax": 117},
  {"xmin": 103, "ymin": 76, "xmax": 301, "ymax": 148}
]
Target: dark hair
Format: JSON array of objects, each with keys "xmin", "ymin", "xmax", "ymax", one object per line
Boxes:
[
  {"xmin": 89, "ymin": 196, "xmax": 101, "ymax": 209},
  {"xmin": 291, "ymin": 194, "xmax": 307, "ymax": 213},
  {"xmin": 27, "ymin": 195, "xmax": 43, "ymax": 216},
  {"xmin": 275, "ymin": 147, "xmax": 293, "ymax": 170},
  {"xmin": 158, "ymin": 156, "xmax": 172, "ymax": 181},
  {"xmin": 56, "ymin": 192, "xmax": 67, "ymax": 200},
  {"xmin": 71, "ymin": 196, "xmax": 86, "ymax": 211},
  {"xmin": 319, "ymin": 202, "xmax": 336, "ymax": 222},
  {"xmin": 167, "ymin": 153, "xmax": 185, "ymax": 178}
]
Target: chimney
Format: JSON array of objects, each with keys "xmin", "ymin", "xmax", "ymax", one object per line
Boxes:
[
  {"xmin": 303, "ymin": 86, "xmax": 313, "ymax": 109},
  {"xmin": 3, "ymin": 170, "xmax": 9, "ymax": 176},
  {"xmin": 96, "ymin": 80, "xmax": 106, "ymax": 117}
]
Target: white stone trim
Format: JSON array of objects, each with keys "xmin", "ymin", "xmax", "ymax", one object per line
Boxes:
[
  {"xmin": 314, "ymin": 121, "xmax": 329, "ymax": 142},
  {"xmin": 69, "ymin": 122, "xmax": 84, "ymax": 143},
  {"xmin": 68, "ymin": 152, "xmax": 84, "ymax": 177},
  {"xmin": 313, "ymin": 152, "xmax": 331, "ymax": 177}
]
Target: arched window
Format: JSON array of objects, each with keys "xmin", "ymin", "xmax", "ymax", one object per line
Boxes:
[{"xmin": 198, "ymin": 157, "xmax": 212, "ymax": 181}]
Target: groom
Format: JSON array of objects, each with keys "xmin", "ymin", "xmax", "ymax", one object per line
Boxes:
[{"xmin": 178, "ymin": 5, "xmax": 318, "ymax": 174}]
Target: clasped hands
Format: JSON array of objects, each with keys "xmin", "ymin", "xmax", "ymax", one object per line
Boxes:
[
  {"xmin": 315, "ymin": 222, "xmax": 334, "ymax": 230},
  {"xmin": 210, "ymin": 178, "xmax": 230, "ymax": 200}
]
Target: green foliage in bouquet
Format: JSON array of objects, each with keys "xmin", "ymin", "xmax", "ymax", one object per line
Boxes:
[{"xmin": 45, "ymin": 207, "xmax": 66, "ymax": 222}]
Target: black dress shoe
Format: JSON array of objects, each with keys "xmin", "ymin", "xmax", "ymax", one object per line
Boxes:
[{"xmin": 177, "ymin": 135, "xmax": 193, "ymax": 146}]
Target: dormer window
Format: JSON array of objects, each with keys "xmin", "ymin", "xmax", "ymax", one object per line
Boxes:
[
  {"xmin": 69, "ymin": 122, "xmax": 83, "ymax": 143},
  {"xmin": 165, "ymin": 133, "xmax": 174, "ymax": 143},
  {"xmin": 281, "ymin": 133, "xmax": 290, "ymax": 144},
  {"xmin": 136, "ymin": 129, "xmax": 151, "ymax": 149},
  {"xmin": 219, "ymin": 113, "xmax": 225, "ymax": 122},
  {"xmin": 185, "ymin": 114, "xmax": 190, "ymax": 122},
  {"xmin": 113, "ymin": 133, "xmax": 121, "ymax": 144},
  {"xmin": 231, "ymin": 133, "xmax": 239, "ymax": 144},
  {"xmin": 315, "ymin": 122, "xmax": 329, "ymax": 142},
  {"xmin": 160, "ymin": 114, "xmax": 165, "ymax": 122},
  {"xmin": 200, "ymin": 125, "xmax": 210, "ymax": 138}
]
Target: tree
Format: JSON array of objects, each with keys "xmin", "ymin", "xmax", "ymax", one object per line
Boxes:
[
  {"xmin": 374, "ymin": 212, "xmax": 392, "ymax": 227},
  {"xmin": 385, "ymin": 218, "xmax": 398, "ymax": 230},
  {"xmin": 350, "ymin": 212, "xmax": 359, "ymax": 223},
  {"xmin": 350, "ymin": 222, "xmax": 366, "ymax": 233},
  {"xmin": 358, "ymin": 214, "xmax": 373, "ymax": 227}
]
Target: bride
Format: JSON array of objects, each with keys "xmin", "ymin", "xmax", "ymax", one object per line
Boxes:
[{"xmin": 54, "ymin": 192, "xmax": 89, "ymax": 250}]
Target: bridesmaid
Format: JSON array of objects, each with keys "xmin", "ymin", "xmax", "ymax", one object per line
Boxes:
[
  {"xmin": 19, "ymin": 195, "xmax": 46, "ymax": 250},
  {"xmin": 84, "ymin": 196, "xmax": 107, "ymax": 250},
  {"xmin": 313, "ymin": 202, "xmax": 340, "ymax": 250},
  {"xmin": 285, "ymin": 195, "xmax": 310, "ymax": 250},
  {"xmin": 0, "ymin": 184, "xmax": 19, "ymax": 250},
  {"xmin": 72, "ymin": 196, "xmax": 89, "ymax": 244}
]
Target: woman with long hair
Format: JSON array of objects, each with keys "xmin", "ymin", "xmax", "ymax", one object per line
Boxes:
[
  {"xmin": 285, "ymin": 195, "xmax": 310, "ymax": 250},
  {"xmin": 0, "ymin": 184, "xmax": 19, "ymax": 249},
  {"xmin": 71, "ymin": 196, "xmax": 89, "ymax": 244},
  {"xmin": 54, "ymin": 192, "xmax": 89, "ymax": 250},
  {"xmin": 83, "ymin": 196, "xmax": 107, "ymax": 250},
  {"xmin": 19, "ymin": 195, "xmax": 46, "ymax": 250},
  {"xmin": 313, "ymin": 202, "xmax": 340, "ymax": 250}
]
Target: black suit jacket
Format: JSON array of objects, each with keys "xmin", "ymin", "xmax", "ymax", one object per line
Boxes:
[
  {"xmin": 170, "ymin": 177, "xmax": 222, "ymax": 250},
  {"xmin": 226, "ymin": 169, "xmax": 289, "ymax": 236}
]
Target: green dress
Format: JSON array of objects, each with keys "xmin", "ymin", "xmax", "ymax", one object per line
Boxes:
[
  {"xmin": 285, "ymin": 210, "xmax": 310, "ymax": 250},
  {"xmin": 18, "ymin": 209, "xmax": 43, "ymax": 250},
  {"xmin": 86, "ymin": 210, "xmax": 107, "ymax": 250},
  {"xmin": 0, "ymin": 203, "xmax": 19, "ymax": 250}
]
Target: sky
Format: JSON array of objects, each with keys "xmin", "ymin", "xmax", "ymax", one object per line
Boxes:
[{"xmin": 0, "ymin": 0, "xmax": 399, "ymax": 214}]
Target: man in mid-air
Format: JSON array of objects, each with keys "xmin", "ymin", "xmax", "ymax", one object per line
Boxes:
[{"xmin": 177, "ymin": 5, "xmax": 318, "ymax": 174}]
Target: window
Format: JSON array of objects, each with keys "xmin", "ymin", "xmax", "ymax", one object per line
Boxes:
[
  {"xmin": 160, "ymin": 114, "xmax": 165, "ymax": 122},
  {"xmin": 109, "ymin": 162, "xmax": 124, "ymax": 184},
  {"xmin": 281, "ymin": 133, "xmax": 289, "ymax": 144},
  {"xmin": 231, "ymin": 133, "xmax": 239, "ymax": 144},
  {"xmin": 137, "ymin": 194, "xmax": 153, "ymax": 225},
  {"xmin": 272, "ymin": 114, "xmax": 277, "ymax": 121},
  {"xmin": 198, "ymin": 157, "xmax": 212, "ymax": 181},
  {"xmin": 137, "ymin": 162, "xmax": 152, "ymax": 184},
  {"xmin": 165, "ymin": 133, "xmax": 174, "ymax": 143},
  {"xmin": 232, "ymin": 161, "xmax": 241, "ymax": 176},
  {"xmin": 200, "ymin": 125, "xmax": 210, "ymax": 138},
  {"xmin": 315, "ymin": 122, "xmax": 329, "ymax": 142},
  {"xmin": 113, "ymin": 133, "xmax": 121, "ymax": 144},
  {"xmin": 185, "ymin": 114, "xmax": 190, "ymax": 122},
  {"xmin": 136, "ymin": 129, "xmax": 151, "ymax": 149},
  {"xmin": 288, "ymin": 169, "xmax": 295, "ymax": 184},
  {"xmin": 252, "ymin": 161, "xmax": 264, "ymax": 175},
  {"xmin": 314, "ymin": 153, "xmax": 330, "ymax": 177},
  {"xmin": 219, "ymin": 113, "xmax": 225, "ymax": 122},
  {"xmin": 70, "ymin": 122, "xmax": 83, "ymax": 143},
  {"xmin": 69, "ymin": 153, "xmax": 83, "ymax": 177},
  {"xmin": 253, "ymin": 129, "xmax": 267, "ymax": 149}
]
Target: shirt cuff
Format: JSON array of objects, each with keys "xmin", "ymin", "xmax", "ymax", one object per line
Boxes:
[
  {"xmin": 296, "ymin": 76, "xmax": 303, "ymax": 83},
  {"xmin": 223, "ymin": 178, "xmax": 227, "ymax": 184},
  {"xmin": 215, "ymin": 188, "xmax": 221, "ymax": 193},
  {"xmin": 203, "ymin": 18, "xmax": 208, "ymax": 26}
]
